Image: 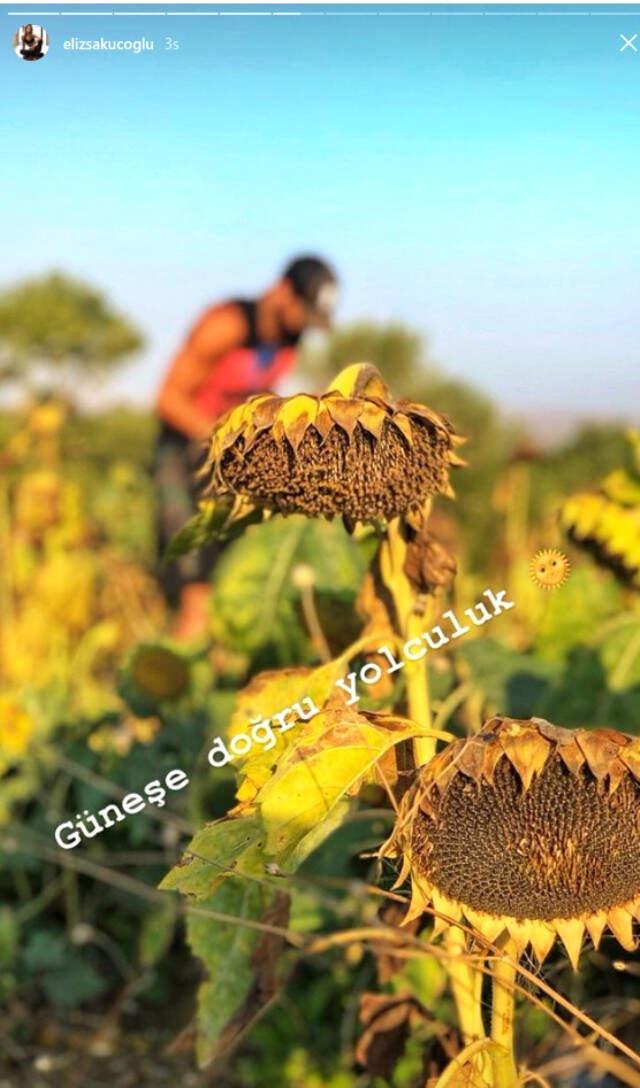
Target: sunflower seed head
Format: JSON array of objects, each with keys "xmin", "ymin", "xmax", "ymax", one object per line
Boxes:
[
  {"xmin": 384, "ymin": 718, "xmax": 640, "ymax": 961},
  {"xmin": 202, "ymin": 367, "xmax": 463, "ymax": 523}
]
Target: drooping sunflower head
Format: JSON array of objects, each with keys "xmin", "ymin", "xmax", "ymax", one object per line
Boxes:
[
  {"xmin": 561, "ymin": 429, "xmax": 640, "ymax": 590},
  {"xmin": 383, "ymin": 716, "xmax": 640, "ymax": 967},
  {"xmin": 561, "ymin": 494, "xmax": 640, "ymax": 590},
  {"xmin": 201, "ymin": 364, "xmax": 464, "ymax": 523},
  {"xmin": 120, "ymin": 643, "xmax": 191, "ymax": 716}
]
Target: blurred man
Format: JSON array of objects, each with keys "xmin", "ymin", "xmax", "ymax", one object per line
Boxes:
[{"xmin": 154, "ymin": 255, "xmax": 338, "ymax": 640}]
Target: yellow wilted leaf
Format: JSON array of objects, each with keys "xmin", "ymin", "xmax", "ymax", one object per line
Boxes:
[
  {"xmin": 228, "ymin": 661, "xmax": 341, "ymax": 742},
  {"xmin": 228, "ymin": 654, "xmax": 355, "ymax": 810},
  {"xmin": 256, "ymin": 698, "xmax": 424, "ymax": 866}
]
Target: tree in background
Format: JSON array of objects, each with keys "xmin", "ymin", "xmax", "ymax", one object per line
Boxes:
[
  {"xmin": 300, "ymin": 320, "xmax": 514, "ymax": 448},
  {"xmin": 309, "ymin": 321, "xmax": 423, "ymax": 398},
  {"xmin": 0, "ymin": 271, "xmax": 143, "ymax": 391}
]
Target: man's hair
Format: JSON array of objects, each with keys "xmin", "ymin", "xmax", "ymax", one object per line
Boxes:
[{"xmin": 282, "ymin": 255, "xmax": 337, "ymax": 305}]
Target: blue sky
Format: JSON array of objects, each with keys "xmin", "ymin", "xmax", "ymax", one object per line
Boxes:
[{"xmin": 1, "ymin": 4, "xmax": 639, "ymax": 419}]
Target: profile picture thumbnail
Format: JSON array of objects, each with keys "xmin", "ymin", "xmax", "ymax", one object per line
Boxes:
[{"xmin": 13, "ymin": 24, "xmax": 49, "ymax": 61}]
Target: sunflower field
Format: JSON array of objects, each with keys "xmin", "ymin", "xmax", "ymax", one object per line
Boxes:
[{"xmin": 2, "ymin": 326, "xmax": 640, "ymax": 1088}]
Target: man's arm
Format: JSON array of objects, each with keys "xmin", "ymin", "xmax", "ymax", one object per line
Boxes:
[{"xmin": 156, "ymin": 303, "xmax": 247, "ymax": 442}]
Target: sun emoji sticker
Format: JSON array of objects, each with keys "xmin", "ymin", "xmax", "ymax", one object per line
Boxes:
[{"xmin": 530, "ymin": 548, "xmax": 571, "ymax": 589}]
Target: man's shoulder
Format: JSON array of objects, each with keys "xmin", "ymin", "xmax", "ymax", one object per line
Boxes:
[{"xmin": 192, "ymin": 299, "xmax": 249, "ymax": 349}]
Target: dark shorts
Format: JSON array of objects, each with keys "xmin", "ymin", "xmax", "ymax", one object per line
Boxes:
[{"xmin": 152, "ymin": 425, "xmax": 223, "ymax": 606}]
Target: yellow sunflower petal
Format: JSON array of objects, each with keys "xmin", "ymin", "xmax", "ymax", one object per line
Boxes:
[
  {"xmin": 244, "ymin": 394, "xmax": 281, "ymax": 448},
  {"xmin": 390, "ymin": 852, "xmax": 412, "ymax": 892},
  {"xmin": 323, "ymin": 397, "xmax": 362, "ymax": 439},
  {"xmin": 499, "ymin": 726, "xmax": 551, "ymax": 791},
  {"xmin": 463, "ymin": 907, "xmax": 506, "ymax": 945},
  {"xmin": 607, "ymin": 907, "xmax": 636, "ymax": 951},
  {"xmin": 481, "ymin": 738, "xmax": 507, "ymax": 786},
  {"xmin": 275, "ymin": 395, "xmax": 319, "ymax": 451},
  {"xmin": 585, "ymin": 911, "xmax": 608, "ymax": 950},
  {"xmin": 554, "ymin": 918, "xmax": 585, "ymax": 970},
  {"xmin": 528, "ymin": 921, "xmax": 557, "ymax": 965},
  {"xmin": 576, "ymin": 730, "xmax": 624, "ymax": 783},
  {"xmin": 557, "ymin": 739, "xmax": 586, "ymax": 777},
  {"xmin": 403, "ymin": 877, "xmax": 431, "ymax": 925},
  {"xmin": 431, "ymin": 887, "xmax": 462, "ymax": 938},
  {"xmin": 505, "ymin": 919, "xmax": 533, "ymax": 958},
  {"xmin": 356, "ymin": 401, "xmax": 388, "ymax": 440},
  {"xmin": 313, "ymin": 401, "xmax": 336, "ymax": 443},
  {"xmin": 389, "ymin": 412, "xmax": 414, "ymax": 447},
  {"xmin": 619, "ymin": 738, "xmax": 640, "ymax": 781},
  {"xmin": 326, "ymin": 362, "xmax": 391, "ymax": 399}
]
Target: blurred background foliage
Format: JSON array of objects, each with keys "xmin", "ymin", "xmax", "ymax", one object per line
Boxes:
[
  {"xmin": 0, "ymin": 272, "xmax": 143, "ymax": 386},
  {"xmin": 1, "ymin": 277, "xmax": 639, "ymax": 1085}
]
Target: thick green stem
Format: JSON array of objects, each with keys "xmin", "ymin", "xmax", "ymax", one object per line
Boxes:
[{"xmin": 490, "ymin": 940, "xmax": 520, "ymax": 1088}]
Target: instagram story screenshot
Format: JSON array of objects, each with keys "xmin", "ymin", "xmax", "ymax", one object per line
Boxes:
[{"xmin": 1, "ymin": 1, "xmax": 640, "ymax": 1085}]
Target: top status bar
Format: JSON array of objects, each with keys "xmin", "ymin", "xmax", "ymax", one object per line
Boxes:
[{"xmin": 5, "ymin": 0, "xmax": 640, "ymax": 5}]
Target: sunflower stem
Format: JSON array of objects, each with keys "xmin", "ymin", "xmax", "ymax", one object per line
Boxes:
[
  {"xmin": 431, "ymin": 1039, "xmax": 496, "ymax": 1088},
  {"xmin": 404, "ymin": 606, "xmax": 434, "ymax": 767},
  {"xmin": 299, "ymin": 582, "xmax": 332, "ymax": 663},
  {"xmin": 382, "ymin": 516, "xmax": 435, "ymax": 766},
  {"xmin": 490, "ymin": 939, "xmax": 520, "ymax": 1088},
  {"xmin": 444, "ymin": 925, "xmax": 487, "ymax": 1051}
]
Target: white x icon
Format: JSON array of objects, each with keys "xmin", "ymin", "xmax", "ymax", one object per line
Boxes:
[{"xmin": 620, "ymin": 33, "xmax": 638, "ymax": 52}]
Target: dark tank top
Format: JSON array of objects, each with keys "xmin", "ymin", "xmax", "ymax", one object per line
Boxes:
[{"xmin": 159, "ymin": 298, "xmax": 299, "ymax": 445}]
